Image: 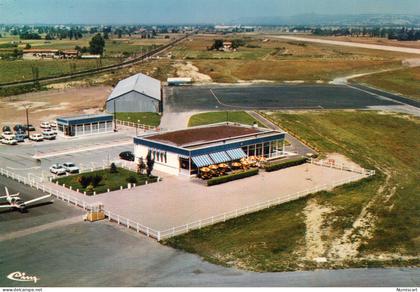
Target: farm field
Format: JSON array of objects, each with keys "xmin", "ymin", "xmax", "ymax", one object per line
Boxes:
[
  {"xmin": 354, "ymin": 67, "xmax": 420, "ymax": 101},
  {"xmin": 165, "ymin": 111, "xmax": 420, "ymax": 272},
  {"xmin": 170, "ymin": 34, "xmax": 416, "ymax": 83},
  {"xmin": 0, "ymin": 33, "xmax": 171, "ymax": 83}
]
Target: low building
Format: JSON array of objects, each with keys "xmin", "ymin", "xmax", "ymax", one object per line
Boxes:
[
  {"xmin": 167, "ymin": 77, "xmax": 193, "ymax": 86},
  {"xmin": 106, "ymin": 73, "xmax": 162, "ymax": 113},
  {"xmin": 23, "ymin": 49, "xmax": 59, "ymax": 59},
  {"xmin": 134, "ymin": 123, "xmax": 286, "ymax": 176},
  {"xmin": 80, "ymin": 54, "xmax": 101, "ymax": 59},
  {"xmin": 222, "ymin": 41, "xmax": 233, "ymax": 51},
  {"xmin": 62, "ymin": 50, "xmax": 80, "ymax": 58},
  {"xmin": 56, "ymin": 113, "xmax": 114, "ymax": 137}
]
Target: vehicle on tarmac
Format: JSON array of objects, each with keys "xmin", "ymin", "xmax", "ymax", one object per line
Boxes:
[
  {"xmin": 50, "ymin": 121, "xmax": 57, "ymax": 128},
  {"xmin": 1, "ymin": 135, "xmax": 18, "ymax": 145},
  {"xmin": 14, "ymin": 133, "xmax": 26, "ymax": 142},
  {"xmin": 49, "ymin": 164, "xmax": 67, "ymax": 175},
  {"xmin": 42, "ymin": 130, "xmax": 56, "ymax": 140},
  {"xmin": 0, "ymin": 187, "xmax": 52, "ymax": 213},
  {"xmin": 30, "ymin": 133, "xmax": 44, "ymax": 142},
  {"xmin": 119, "ymin": 151, "xmax": 135, "ymax": 161},
  {"xmin": 40, "ymin": 121, "xmax": 50, "ymax": 129},
  {"xmin": 27, "ymin": 124, "xmax": 36, "ymax": 131},
  {"xmin": 62, "ymin": 162, "xmax": 80, "ymax": 173}
]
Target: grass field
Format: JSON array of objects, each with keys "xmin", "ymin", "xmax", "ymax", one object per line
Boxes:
[
  {"xmin": 169, "ymin": 35, "xmax": 415, "ymax": 83},
  {"xmin": 188, "ymin": 111, "xmax": 261, "ymax": 127},
  {"xmin": 115, "ymin": 112, "xmax": 161, "ymax": 127},
  {"xmin": 54, "ymin": 167, "xmax": 155, "ymax": 194},
  {"xmin": 165, "ymin": 111, "xmax": 420, "ymax": 271},
  {"xmin": 354, "ymin": 67, "xmax": 420, "ymax": 100}
]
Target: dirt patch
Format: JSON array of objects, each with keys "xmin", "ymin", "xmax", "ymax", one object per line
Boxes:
[
  {"xmin": 326, "ymin": 153, "xmax": 362, "ymax": 170},
  {"xmin": 303, "ymin": 198, "xmax": 333, "ymax": 261},
  {"xmin": 0, "ymin": 86, "xmax": 111, "ymax": 127},
  {"xmin": 173, "ymin": 61, "xmax": 212, "ymax": 83}
]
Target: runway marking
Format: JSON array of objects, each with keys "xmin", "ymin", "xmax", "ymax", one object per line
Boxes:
[
  {"xmin": 0, "ymin": 216, "xmax": 82, "ymax": 242},
  {"xmin": 6, "ymin": 166, "xmax": 41, "ymax": 171},
  {"xmin": 209, "ymin": 88, "xmax": 327, "ymax": 110}
]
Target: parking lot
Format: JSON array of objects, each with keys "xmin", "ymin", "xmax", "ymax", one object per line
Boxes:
[
  {"xmin": 165, "ymin": 84, "xmax": 400, "ymax": 112},
  {"xmin": 0, "ymin": 130, "xmax": 135, "ymax": 180}
]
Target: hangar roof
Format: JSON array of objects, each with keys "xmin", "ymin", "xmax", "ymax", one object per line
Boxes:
[{"xmin": 107, "ymin": 73, "xmax": 161, "ymax": 102}]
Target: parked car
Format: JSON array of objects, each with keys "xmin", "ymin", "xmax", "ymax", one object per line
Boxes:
[
  {"xmin": 14, "ymin": 132, "xmax": 26, "ymax": 142},
  {"xmin": 2, "ymin": 125, "xmax": 11, "ymax": 133},
  {"xmin": 49, "ymin": 164, "xmax": 66, "ymax": 175},
  {"xmin": 13, "ymin": 124, "xmax": 26, "ymax": 132},
  {"xmin": 30, "ymin": 133, "xmax": 44, "ymax": 142},
  {"xmin": 42, "ymin": 130, "xmax": 56, "ymax": 140},
  {"xmin": 1, "ymin": 135, "xmax": 17, "ymax": 145},
  {"xmin": 40, "ymin": 121, "xmax": 50, "ymax": 129},
  {"xmin": 62, "ymin": 162, "xmax": 80, "ymax": 173},
  {"xmin": 2, "ymin": 131, "xmax": 14, "ymax": 139},
  {"xmin": 50, "ymin": 121, "xmax": 57, "ymax": 128},
  {"xmin": 15, "ymin": 129, "xmax": 28, "ymax": 138},
  {"xmin": 119, "ymin": 151, "xmax": 135, "ymax": 161},
  {"xmin": 27, "ymin": 124, "xmax": 36, "ymax": 131}
]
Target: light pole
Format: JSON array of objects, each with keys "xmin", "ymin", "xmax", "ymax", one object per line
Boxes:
[{"xmin": 23, "ymin": 104, "xmax": 31, "ymax": 139}]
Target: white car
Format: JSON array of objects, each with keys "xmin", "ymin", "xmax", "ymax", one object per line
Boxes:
[
  {"xmin": 50, "ymin": 121, "xmax": 57, "ymax": 128},
  {"xmin": 40, "ymin": 121, "xmax": 50, "ymax": 129},
  {"xmin": 1, "ymin": 136, "xmax": 17, "ymax": 145},
  {"xmin": 63, "ymin": 162, "xmax": 80, "ymax": 173},
  {"xmin": 30, "ymin": 133, "xmax": 44, "ymax": 142},
  {"xmin": 49, "ymin": 164, "xmax": 66, "ymax": 175},
  {"xmin": 42, "ymin": 130, "xmax": 56, "ymax": 140},
  {"xmin": 1, "ymin": 131, "xmax": 14, "ymax": 139}
]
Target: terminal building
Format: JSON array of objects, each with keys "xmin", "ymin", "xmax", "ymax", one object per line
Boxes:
[
  {"xmin": 106, "ymin": 73, "xmax": 162, "ymax": 113},
  {"xmin": 133, "ymin": 123, "xmax": 286, "ymax": 176},
  {"xmin": 56, "ymin": 113, "xmax": 114, "ymax": 137}
]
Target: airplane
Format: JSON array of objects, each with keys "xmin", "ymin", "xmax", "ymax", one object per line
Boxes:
[{"xmin": 0, "ymin": 187, "xmax": 52, "ymax": 212}]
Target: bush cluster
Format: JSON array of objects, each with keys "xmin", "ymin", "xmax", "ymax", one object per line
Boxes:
[
  {"xmin": 207, "ymin": 168, "xmax": 259, "ymax": 186},
  {"xmin": 264, "ymin": 157, "xmax": 307, "ymax": 172}
]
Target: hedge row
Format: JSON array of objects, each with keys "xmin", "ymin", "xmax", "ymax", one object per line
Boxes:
[
  {"xmin": 264, "ymin": 157, "xmax": 307, "ymax": 172},
  {"xmin": 207, "ymin": 168, "xmax": 259, "ymax": 186}
]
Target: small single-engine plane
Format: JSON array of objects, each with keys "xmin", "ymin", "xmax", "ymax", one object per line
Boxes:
[{"xmin": 0, "ymin": 187, "xmax": 52, "ymax": 212}]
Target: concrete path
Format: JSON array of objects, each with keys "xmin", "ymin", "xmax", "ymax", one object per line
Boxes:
[
  {"xmin": 159, "ymin": 111, "xmax": 196, "ymax": 131},
  {"xmin": 267, "ymin": 35, "xmax": 420, "ymax": 55},
  {"xmin": 247, "ymin": 111, "xmax": 317, "ymax": 156}
]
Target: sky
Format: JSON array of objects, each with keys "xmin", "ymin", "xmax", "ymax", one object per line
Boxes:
[{"xmin": 0, "ymin": 0, "xmax": 419, "ymax": 24}]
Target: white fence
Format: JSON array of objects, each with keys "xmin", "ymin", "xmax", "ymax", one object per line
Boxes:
[
  {"xmin": 0, "ymin": 167, "xmax": 162, "ymax": 240},
  {"xmin": 115, "ymin": 119, "xmax": 160, "ymax": 132},
  {"xmin": 158, "ymin": 171, "xmax": 372, "ymax": 240},
  {"xmin": 309, "ymin": 158, "xmax": 376, "ymax": 176}
]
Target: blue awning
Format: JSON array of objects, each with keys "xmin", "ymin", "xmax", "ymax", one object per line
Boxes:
[
  {"xmin": 226, "ymin": 148, "xmax": 247, "ymax": 160},
  {"xmin": 192, "ymin": 155, "xmax": 213, "ymax": 167},
  {"xmin": 209, "ymin": 151, "xmax": 231, "ymax": 164}
]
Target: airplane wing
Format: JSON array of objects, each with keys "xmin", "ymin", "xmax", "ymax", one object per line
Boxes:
[
  {"xmin": 0, "ymin": 204, "xmax": 12, "ymax": 209},
  {"xmin": 23, "ymin": 194, "xmax": 52, "ymax": 206}
]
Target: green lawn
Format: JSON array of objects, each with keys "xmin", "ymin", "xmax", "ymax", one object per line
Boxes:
[
  {"xmin": 354, "ymin": 67, "xmax": 420, "ymax": 101},
  {"xmin": 115, "ymin": 112, "xmax": 161, "ymax": 127},
  {"xmin": 54, "ymin": 167, "xmax": 157, "ymax": 194},
  {"xmin": 165, "ymin": 111, "xmax": 420, "ymax": 271},
  {"xmin": 188, "ymin": 111, "xmax": 262, "ymax": 127}
]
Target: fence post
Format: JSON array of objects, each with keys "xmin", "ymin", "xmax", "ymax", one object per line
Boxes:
[{"xmin": 157, "ymin": 231, "xmax": 161, "ymax": 241}]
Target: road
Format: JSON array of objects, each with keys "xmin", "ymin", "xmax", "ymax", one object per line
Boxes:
[{"xmin": 267, "ymin": 35, "xmax": 420, "ymax": 55}]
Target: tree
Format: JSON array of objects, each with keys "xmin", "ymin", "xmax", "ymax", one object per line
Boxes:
[
  {"xmin": 146, "ymin": 152, "xmax": 155, "ymax": 177},
  {"xmin": 77, "ymin": 175, "xmax": 92, "ymax": 188},
  {"xmin": 103, "ymin": 32, "xmax": 109, "ymax": 40},
  {"xmin": 137, "ymin": 157, "xmax": 146, "ymax": 175},
  {"xmin": 91, "ymin": 175, "xmax": 103, "ymax": 187},
  {"xmin": 210, "ymin": 39, "xmax": 224, "ymax": 51},
  {"xmin": 89, "ymin": 33, "xmax": 105, "ymax": 55},
  {"xmin": 25, "ymin": 43, "xmax": 31, "ymax": 49}
]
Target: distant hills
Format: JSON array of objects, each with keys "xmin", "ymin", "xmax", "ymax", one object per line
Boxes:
[{"xmin": 233, "ymin": 14, "xmax": 420, "ymax": 26}]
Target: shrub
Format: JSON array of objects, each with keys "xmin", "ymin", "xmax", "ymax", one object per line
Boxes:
[
  {"xmin": 126, "ymin": 175, "xmax": 137, "ymax": 184},
  {"xmin": 207, "ymin": 168, "xmax": 259, "ymax": 186},
  {"xmin": 85, "ymin": 184, "xmax": 94, "ymax": 196},
  {"xmin": 92, "ymin": 175, "xmax": 103, "ymax": 187},
  {"xmin": 264, "ymin": 157, "xmax": 307, "ymax": 172},
  {"xmin": 110, "ymin": 163, "xmax": 117, "ymax": 173},
  {"xmin": 77, "ymin": 175, "xmax": 92, "ymax": 188}
]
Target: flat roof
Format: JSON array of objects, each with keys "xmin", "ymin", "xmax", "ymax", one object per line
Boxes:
[
  {"xmin": 57, "ymin": 113, "xmax": 113, "ymax": 125},
  {"xmin": 146, "ymin": 124, "xmax": 266, "ymax": 147}
]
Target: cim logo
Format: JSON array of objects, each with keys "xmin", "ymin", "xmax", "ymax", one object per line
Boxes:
[{"xmin": 7, "ymin": 271, "xmax": 40, "ymax": 283}]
